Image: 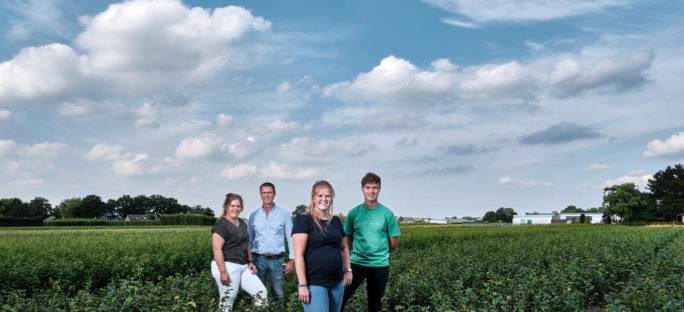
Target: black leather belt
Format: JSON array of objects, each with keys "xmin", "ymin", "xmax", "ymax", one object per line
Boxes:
[{"xmin": 253, "ymin": 252, "xmax": 283, "ymax": 260}]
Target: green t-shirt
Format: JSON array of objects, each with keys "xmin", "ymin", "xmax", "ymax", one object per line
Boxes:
[{"xmin": 344, "ymin": 203, "xmax": 401, "ymax": 267}]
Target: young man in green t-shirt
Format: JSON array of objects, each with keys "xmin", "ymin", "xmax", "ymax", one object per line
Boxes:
[{"xmin": 341, "ymin": 172, "xmax": 401, "ymax": 312}]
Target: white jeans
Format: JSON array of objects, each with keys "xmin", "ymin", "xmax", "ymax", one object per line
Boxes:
[{"xmin": 211, "ymin": 261, "xmax": 267, "ymax": 311}]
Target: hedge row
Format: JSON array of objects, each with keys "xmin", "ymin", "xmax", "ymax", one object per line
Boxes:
[
  {"xmin": 0, "ymin": 216, "xmax": 45, "ymax": 227},
  {"xmin": 160, "ymin": 214, "xmax": 216, "ymax": 226},
  {"xmin": 44, "ymin": 219, "xmax": 161, "ymax": 226}
]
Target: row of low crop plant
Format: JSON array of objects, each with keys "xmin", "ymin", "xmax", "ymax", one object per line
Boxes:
[
  {"xmin": 1, "ymin": 225, "xmax": 683, "ymax": 311},
  {"xmin": 604, "ymin": 227, "xmax": 684, "ymax": 311},
  {"xmin": 42, "ymin": 214, "xmax": 216, "ymax": 226}
]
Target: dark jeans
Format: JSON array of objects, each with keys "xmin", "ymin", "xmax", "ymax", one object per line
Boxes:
[
  {"xmin": 341, "ymin": 263, "xmax": 390, "ymax": 312},
  {"xmin": 253, "ymin": 256, "xmax": 285, "ymax": 306}
]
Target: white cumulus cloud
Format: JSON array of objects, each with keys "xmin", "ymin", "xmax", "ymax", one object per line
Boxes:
[
  {"xmin": 251, "ymin": 120, "xmax": 310, "ymax": 135},
  {"xmin": 603, "ymin": 170, "xmax": 652, "ymax": 188},
  {"xmin": 0, "ymin": 140, "xmax": 17, "ymax": 156},
  {"xmin": 0, "ymin": 110, "xmax": 12, "ymax": 123},
  {"xmin": 498, "ymin": 176, "xmax": 554, "ymax": 186},
  {"xmin": 221, "ymin": 164, "xmax": 257, "ymax": 180},
  {"xmin": 0, "ymin": 0, "xmax": 271, "ymax": 105},
  {"xmin": 175, "ymin": 132, "xmax": 226, "ymax": 160},
  {"xmin": 175, "ymin": 132, "xmax": 259, "ymax": 160},
  {"xmin": 87, "ymin": 144, "xmax": 129, "ymax": 161},
  {"xmin": 549, "ymin": 51, "xmax": 654, "ymax": 97},
  {"xmin": 587, "ymin": 163, "xmax": 609, "ymax": 171},
  {"xmin": 460, "ymin": 61, "xmax": 536, "ymax": 99},
  {"xmin": 323, "ymin": 55, "xmax": 457, "ymax": 105},
  {"xmin": 112, "ymin": 154, "xmax": 149, "ymax": 176},
  {"xmin": 216, "ymin": 113, "xmax": 233, "ymax": 127},
  {"xmin": 23, "ymin": 142, "xmax": 67, "ymax": 157},
  {"xmin": 322, "ymin": 52, "xmax": 653, "ymax": 108},
  {"xmin": 422, "ymin": 0, "xmax": 632, "ymax": 23},
  {"xmin": 643, "ymin": 132, "xmax": 684, "ymax": 158},
  {"xmin": 0, "ymin": 43, "xmax": 86, "ymax": 100},
  {"xmin": 278, "ymin": 136, "xmax": 377, "ymax": 163},
  {"xmin": 260, "ymin": 162, "xmax": 318, "ymax": 179},
  {"xmin": 135, "ymin": 102, "xmax": 159, "ymax": 128}
]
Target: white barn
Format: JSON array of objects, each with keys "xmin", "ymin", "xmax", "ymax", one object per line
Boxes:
[
  {"xmin": 513, "ymin": 213, "xmax": 605, "ymax": 225},
  {"xmin": 513, "ymin": 215, "xmax": 553, "ymax": 225}
]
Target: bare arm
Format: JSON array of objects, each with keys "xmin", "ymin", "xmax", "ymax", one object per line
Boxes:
[
  {"xmin": 246, "ymin": 242, "xmax": 257, "ymax": 274},
  {"xmin": 292, "ymin": 233, "xmax": 310, "ymax": 304},
  {"xmin": 388, "ymin": 236, "xmax": 399, "ymax": 253},
  {"xmin": 345, "ymin": 234, "xmax": 354, "ymax": 254},
  {"xmin": 340, "ymin": 235, "xmax": 352, "ymax": 287},
  {"xmin": 283, "ymin": 213, "xmax": 296, "ymax": 274},
  {"xmin": 212, "ymin": 233, "xmax": 229, "ymax": 285}
]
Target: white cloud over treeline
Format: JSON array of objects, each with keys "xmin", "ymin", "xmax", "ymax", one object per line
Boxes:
[
  {"xmin": 0, "ymin": 0, "xmax": 270, "ymax": 109},
  {"xmin": 323, "ymin": 52, "xmax": 653, "ymax": 106},
  {"xmin": 643, "ymin": 132, "xmax": 684, "ymax": 158}
]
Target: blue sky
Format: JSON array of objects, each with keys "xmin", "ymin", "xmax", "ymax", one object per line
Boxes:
[{"xmin": 1, "ymin": 0, "xmax": 683, "ymax": 218}]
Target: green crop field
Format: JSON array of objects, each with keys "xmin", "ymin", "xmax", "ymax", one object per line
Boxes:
[{"xmin": 1, "ymin": 225, "xmax": 682, "ymax": 311}]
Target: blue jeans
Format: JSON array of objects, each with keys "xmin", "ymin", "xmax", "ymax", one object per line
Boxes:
[
  {"xmin": 253, "ymin": 256, "xmax": 285, "ymax": 305},
  {"xmin": 303, "ymin": 281, "xmax": 344, "ymax": 312}
]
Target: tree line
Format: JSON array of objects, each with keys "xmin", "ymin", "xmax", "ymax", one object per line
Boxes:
[
  {"xmin": 0, "ymin": 194, "xmax": 214, "ymax": 220},
  {"xmin": 602, "ymin": 164, "xmax": 684, "ymax": 223}
]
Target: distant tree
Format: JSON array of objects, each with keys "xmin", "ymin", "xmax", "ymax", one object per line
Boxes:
[
  {"xmin": 526, "ymin": 212, "xmax": 540, "ymax": 215},
  {"xmin": 603, "ymin": 183, "xmax": 656, "ymax": 222},
  {"xmin": 133, "ymin": 195, "xmax": 153, "ymax": 215},
  {"xmin": 0, "ymin": 198, "xmax": 27, "ymax": 217},
  {"xmin": 103, "ymin": 199, "xmax": 118, "ymax": 219},
  {"xmin": 482, "ymin": 211, "xmax": 497, "ymax": 222},
  {"xmin": 648, "ymin": 164, "xmax": 684, "ymax": 221},
  {"xmin": 292, "ymin": 205, "xmax": 307, "ymax": 217},
  {"xmin": 148, "ymin": 194, "xmax": 185, "ymax": 216},
  {"xmin": 494, "ymin": 207, "xmax": 517, "ymax": 223},
  {"xmin": 561, "ymin": 205, "xmax": 583, "ymax": 213},
  {"xmin": 336, "ymin": 213, "xmax": 346, "ymax": 224},
  {"xmin": 56, "ymin": 199, "xmax": 72, "ymax": 218},
  {"xmin": 111, "ymin": 195, "xmax": 144, "ymax": 219},
  {"xmin": 78, "ymin": 195, "xmax": 106, "ymax": 218},
  {"xmin": 188, "ymin": 205, "xmax": 215, "ymax": 217},
  {"xmin": 579, "ymin": 213, "xmax": 586, "ymax": 224},
  {"xmin": 27, "ymin": 197, "xmax": 52, "ymax": 217},
  {"xmin": 552, "ymin": 210, "xmax": 560, "ymax": 220},
  {"xmin": 65, "ymin": 198, "xmax": 84, "ymax": 218},
  {"xmin": 602, "ymin": 213, "xmax": 612, "ymax": 224},
  {"xmin": 585, "ymin": 207, "xmax": 604, "ymax": 213}
]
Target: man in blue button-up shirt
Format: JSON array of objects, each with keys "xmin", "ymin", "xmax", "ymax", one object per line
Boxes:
[{"xmin": 248, "ymin": 182, "xmax": 296, "ymax": 306}]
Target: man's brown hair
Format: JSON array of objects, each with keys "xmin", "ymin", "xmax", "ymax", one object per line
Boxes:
[{"xmin": 361, "ymin": 172, "xmax": 381, "ymax": 187}]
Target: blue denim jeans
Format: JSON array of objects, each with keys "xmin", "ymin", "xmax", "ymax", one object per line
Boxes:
[
  {"xmin": 303, "ymin": 281, "xmax": 344, "ymax": 312},
  {"xmin": 253, "ymin": 256, "xmax": 285, "ymax": 305}
]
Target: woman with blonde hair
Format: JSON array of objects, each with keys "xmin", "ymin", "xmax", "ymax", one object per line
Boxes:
[
  {"xmin": 293, "ymin": 181, "xmax": 353, "ymax": 312},
  {"xmin": 211, "ymin": 193, "xmax": 267, "ymax": 311}
]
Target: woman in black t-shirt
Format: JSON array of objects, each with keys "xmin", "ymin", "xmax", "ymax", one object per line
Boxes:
[
  {"xmin": 211, "ymin": 193, "xmax": 267, "ymax": 311},
  {"xmin": 293, "ymin": 181, "xmax": 353, "ymax": 312}
]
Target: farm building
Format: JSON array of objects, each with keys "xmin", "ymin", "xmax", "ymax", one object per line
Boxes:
[
  {"xmin": 125, "ymin": 214, "xmax": 148, "ymax": 221},
  {"xmin": 513, "ymin": 213, "xmax": 605, "ymax": 225}
]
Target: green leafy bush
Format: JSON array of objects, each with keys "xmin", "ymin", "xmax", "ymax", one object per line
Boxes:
[
  {"xmin": 159, "ymin": 214, "xmax": 216, "ymax": 226},
  {"xmin": 44, "ymin": 219, "xmax": 161, "ymax": 226},
  {"xmin": 0, "ymin": 216, "xmax": 44, "ymax": 226}
]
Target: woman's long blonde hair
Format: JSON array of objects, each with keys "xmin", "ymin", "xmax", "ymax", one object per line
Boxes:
[{"xmin": 306, "ymin": 180, "xmax": 335, "ymax": 233}]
